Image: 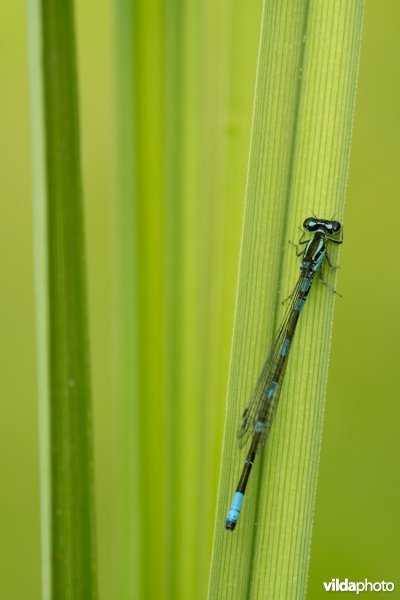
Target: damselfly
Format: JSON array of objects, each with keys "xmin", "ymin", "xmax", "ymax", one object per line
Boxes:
[{"xmin": 225, "ymin": 217, "xmax": 343, "ymax": 531}]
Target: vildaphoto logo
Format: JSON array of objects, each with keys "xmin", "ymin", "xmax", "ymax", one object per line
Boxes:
[{"xmin": 323, "ymin": 579, "xmax": 395, "ymax": 594}]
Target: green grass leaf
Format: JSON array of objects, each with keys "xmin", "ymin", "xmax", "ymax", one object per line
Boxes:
[
  {"xmin": 162, "ymin": 1, "xmax": 263, "ymax": 598},
  {"xmin": 113, "ymin": 0, "xmax": 262, "ymax": 598},
  {"xmin": 113, "ymin": 1, "xmax": 166, "ymax": 599},
  {"xmin": 27, "ymin": 1, "xmax": 97, "ymax": 598},
  {"xmin": 208, "ymin": 2, "xmax": 364, "ymax": 598}
]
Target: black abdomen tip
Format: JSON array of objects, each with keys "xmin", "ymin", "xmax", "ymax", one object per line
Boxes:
[{"xmin": 225, "ymin": 519, "xmax": 237, "ymax": 531}]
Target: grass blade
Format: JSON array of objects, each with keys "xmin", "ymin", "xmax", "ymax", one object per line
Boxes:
[
  {"xmin": 198, "ymin": 0, "xmax": 263, "ymax": 594},
  {"xmin": 113, "ymin": 1, "xmax": 165, "ymax": 598},
  {"xmin": 208, "ymin": 1, "xmax": 364, "ymax": 598},
  {"xmin": 27, "ymin": 1, "xmax": 97, "ymax": 598},
  {"xmin": 164, "ymin": 1, "xmax": 262, "ymax": 597}
]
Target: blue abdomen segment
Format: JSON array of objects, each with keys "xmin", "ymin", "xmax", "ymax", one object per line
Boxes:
[
  {"xmin": 226, "ymin": 491, "xmax": 244, "ymax": 530},
  {"xmin": 296, "ymin": 298, "xmax": 306, "ymax": 313},
  {"xmin": 300, "ymin": 277, "xmax": 312, "ymax": 293},
  {"xmin": 280, "ymin": 338, "xmax": 290, "ymax": 357},
  {"xmin": 266, "ymin": 380, "xmax": 278, "ymax": 399}
]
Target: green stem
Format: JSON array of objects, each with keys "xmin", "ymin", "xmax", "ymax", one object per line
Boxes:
[
  {"xmin": 113, "ymin": 0, "xmax": 165, "ymax": 598},
  {"xmin": 27, "ymin": 1, "xmax": 97, "ymax": 598}
]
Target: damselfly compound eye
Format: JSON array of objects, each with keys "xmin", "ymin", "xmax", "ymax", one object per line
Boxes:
[
  {"xmin": 303, "ymin": 217, "xmax": 318, "ymax": 231},
  {"xmin": 331, "ymin": 220, "xmax": 342, "ymax": 234}
]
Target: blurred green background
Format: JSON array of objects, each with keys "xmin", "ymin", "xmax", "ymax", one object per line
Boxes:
[{"xmin": 1, "ymin": 1, "xmax": 399, "ymax": 599}]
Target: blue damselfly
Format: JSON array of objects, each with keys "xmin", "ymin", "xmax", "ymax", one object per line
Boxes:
[{"xmin": 226, "ymin": 217, "xmax": 343, "ymax": 531}]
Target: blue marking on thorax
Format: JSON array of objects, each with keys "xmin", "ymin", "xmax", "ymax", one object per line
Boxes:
[
  {"xmin": 256, "ymin": 420, "xmax": 264, "ymax": 433},
  {"xmin": 266, "ymin": 381, "xmax": 278, "ymax": 399},
  {"xmin": 227, "ymin": 492, "xmax": 244, "ymax": 523},
  {"xmin": 313, "ymin": 239, "xmax": 323, "ymax": 257},
  {"xmin": 280, "ymin": 338, "xmax": 290, "ymax": 357},
  {"xmin": 303, "ymin": 239, "xmax": 313, "ymax": 258},
  {"xmin": 311, "ymin": 239, "xmax": 326, "ymax": 271},
  {"xmin": 313, "ymin": 253, "xmax": 325, "ymax": 272}
]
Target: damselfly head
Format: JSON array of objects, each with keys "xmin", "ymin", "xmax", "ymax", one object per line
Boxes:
[{"xmin": 303, "ymin": 217, "xmax": 342, "ymax": 235}]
